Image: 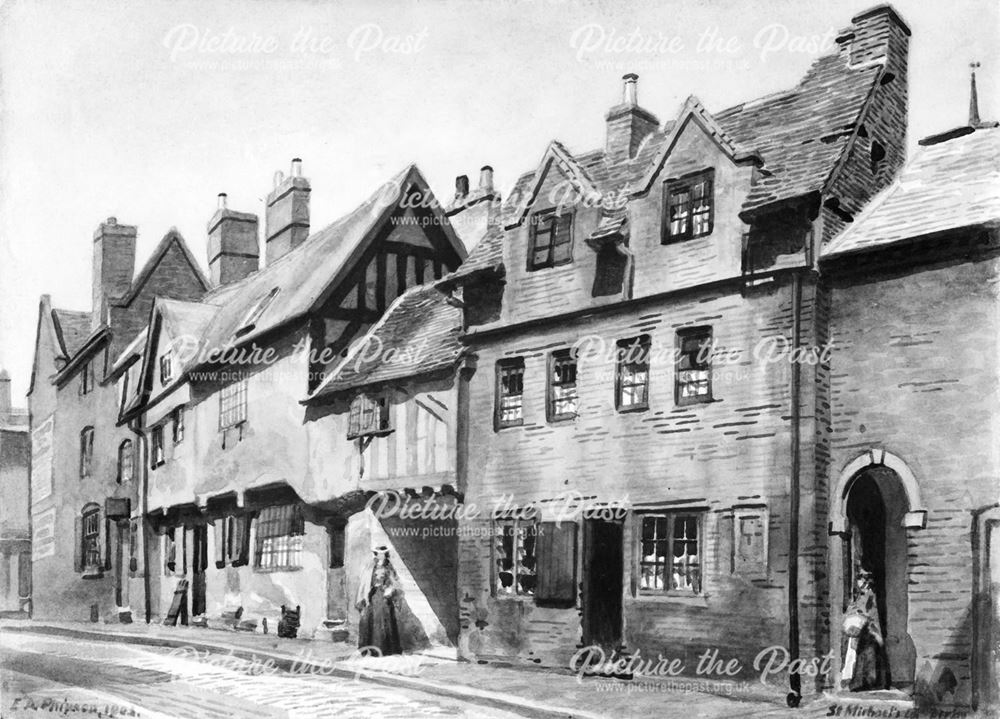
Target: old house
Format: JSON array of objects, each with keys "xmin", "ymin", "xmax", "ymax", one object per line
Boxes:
[
  {"xmin": 303, "ymin": 278, "xmax": 472, "ymax": 650},
  {"xmin": 28, "ymin": 221, "xmax": 210, "ymax": 621},
  {"xmin": 447, "ymin": 3, "xmax": 912, "ymax": 705},
  {"xmin": 0, "ymin": 369, "xmax": 30, "ymax": 615},
  {"xmin": 120, "ymin": 161, "xmax": 469, "ymax": 638},
  {"xmin": 819, "ymin": 108, "xmax": 1000, "ymax": 706}
]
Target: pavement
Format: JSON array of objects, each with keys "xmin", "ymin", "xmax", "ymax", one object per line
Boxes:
[{"xmin": 0, "ymin": 619, "xmax": 981, "ymax": 718}]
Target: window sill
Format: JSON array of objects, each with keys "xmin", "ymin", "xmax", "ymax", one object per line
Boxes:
[
  {"xmin": 616, "ymin": 404, "xmax": 648, "ymax": 414},
  {"xmin": 675, "ymin": 396, "xmax": 714, "ymax": 408},
  {"xmin": 547, "ymin": 414, "xmax": 577, "ymax": 424},
  {"xmin": 632, "ymin": 592, "xmax": 708, "ymax": 607},
  {"xmin": 495, "ymin": 421, "xmax": 524, "ymax": 432},
  {"xmin": 253, "ymin": 566, "xmax": 303, "ymax": 574},
  {"xmin": 492, "ymin": 593, "xmax": 536, "ymax": 602}
]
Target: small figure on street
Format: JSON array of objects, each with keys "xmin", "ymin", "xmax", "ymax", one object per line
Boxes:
[
  {"xmin": 841, "ymin": 567, "xmax": 890, "ymax": 691},
  {"xmin": 356, "ymin": 545, "xmax": 403, "ymax": 655}
]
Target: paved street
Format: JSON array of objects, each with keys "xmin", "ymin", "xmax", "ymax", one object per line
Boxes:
[{"xmin": 0, "ymin": 631, "xmax": 524, "ymax": 719}]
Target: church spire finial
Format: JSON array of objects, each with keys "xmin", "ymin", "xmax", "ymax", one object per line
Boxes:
[{"xmin": 970, "ymin": 62, "xmax": 982, "ymax": 127}]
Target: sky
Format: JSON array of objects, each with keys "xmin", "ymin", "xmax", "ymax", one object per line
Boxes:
[{"xmin": 0, "ymin": 0, "xmax": 997, "ymax": 402}]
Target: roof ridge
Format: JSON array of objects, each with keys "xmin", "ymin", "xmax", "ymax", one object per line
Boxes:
[{"xmin": 203, "ymin": 164, "xmax": 418, "ymax": 302}]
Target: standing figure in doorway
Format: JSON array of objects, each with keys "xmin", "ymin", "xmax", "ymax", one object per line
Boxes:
[
  {"xmin": 841, "ymin": 568, "xmax": 890, "ymax": 691},
  {"xmin": 356, "ymin": 545, "xmax": 403, "ymax": 655}
]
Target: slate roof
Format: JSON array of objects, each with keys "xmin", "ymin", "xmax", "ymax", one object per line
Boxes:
[
  {"xmin": 823, "ymin": 127, "xmax": 1000, "ymax": 258},
  {"xmin": 51, "ymin": 309, "xmax": 93, "ymax": 357},
  {"xmin": 449, "ymin": 43, "xmax": 883, "ymax": 285},
  {"xmin": 307, "ymin": 282, "xmax": 463, "ymax": 398},
  {"xmin": 715, "ymin": 54, "xmax": 882, "ymax": 215}
]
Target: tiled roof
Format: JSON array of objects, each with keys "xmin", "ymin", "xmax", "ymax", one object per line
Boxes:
[
  {"xmin": 716, "ymin": 53, "xmax": 882, "ymax": 215},
  {"xmin": 308, "ymin": 282, "xmax": 463, "ymax": 398},
  {"xmin": 823, "ymin": 127, "xmax": 1000, "ymax": 258},
  {"xmin": 113, "ymin": 230, "xmax": 210, "ymax": 307},
  {"xmin": 51, "ymin": 309, "xmax": 93, "ymax": 357},
  {"xmin": 449, "ymin": 48, "xmax": 881, "ymax": 284},
  {"xmin": 182, "ymin": 164, "xmax": 465, "ymax": 362}
]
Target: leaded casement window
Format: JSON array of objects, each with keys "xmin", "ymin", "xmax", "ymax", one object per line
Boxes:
[
  {"xmin": 528, "ymin": 210, "xmax": 573, "ymax": 270},
  {"xmin": 495, "ymin": 358, "xmax": 525, "ymax": 429},
  {"xmin": 254, "ymin": 505, "xmax": 304, "ymax": 571},
  {"xmin": 150, "ymin": 425, "xmax": 165, "ymax": 468},
  {"xmin": 547, "ymin": 349, "xmax": 578, "ymax": 421},
  {"xmin": 662, "ymin": 170, "xmax": 714, "ymax": 243},
  {"xmin": 81, "ymin": 506, "xmax": 102, "ymax": 572},
  {"xmin": 493, "ymin": 514, "xmax": 538, "ymax": 596},
  {"xmin": 219, "ymin": 380, "xmax": 248, "ymax": 430},
  {"xmin": 676, "ymin": 327, "xmax": 712, "ymax": 405},
  {"xmin": 79, "ymin": 427, "xmax": 94, "ymax": 478},
  {"xmin": 346, "ymin": 393, "xmax": 391, "ymax": 440},
  {"xmin": 638, "ymin": 513, "xmax": 703, "ymax": 594},
  {"xmin": 117, "ymin": 439, "xmax": 133, "ymax": 484},
  {"xmin": 615, "ymin": 335, "xmax": 651, "ymax": 411},
  {"xmin": 171, "ymin": 407, "xmax": 185, "ymax": 445}
]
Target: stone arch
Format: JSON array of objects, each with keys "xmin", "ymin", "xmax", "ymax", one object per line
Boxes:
[{"xmin": 830, "ymin": 448, "xmax": 926, "ymax": 534}]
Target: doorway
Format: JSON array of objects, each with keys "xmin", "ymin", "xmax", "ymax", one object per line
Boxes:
[
  {"xmin": 844, "ymin": 467, "xmax": 914, "ymax": 688},
  {"xmin": 192, "ymin": 525, "xmax": 208, "ymax": 617},
  {"xmin": 583, "ymin": 518, "xmax": 623, "ymax": 649}
]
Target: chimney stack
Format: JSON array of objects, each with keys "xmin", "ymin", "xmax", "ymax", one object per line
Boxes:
[
  {"xmin": 479, "ymin": 166, "xmax": 494, "ymax": 193},
  {"xmin": 265, "ymin": 158, "xmax": 311, "ymax": 265},
  {"xmin": 208, "ymin": 193, "xmax": 260, "ymax": 286},
  {"xmin": 92, "ymin": 217, "xmax": 137, "ymax": 330},
  {"xmin": 605, "ymin": 74, "xmax": 659, "ymax": 163}
]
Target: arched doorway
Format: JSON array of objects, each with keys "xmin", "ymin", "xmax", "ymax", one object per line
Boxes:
[
  {"xmin": 844, "ymin": 466, "xmax": 914, "ymax": 688},
  {"xmin": 831, "ymin": 450, "xmax": 925, "ymax": 692}
]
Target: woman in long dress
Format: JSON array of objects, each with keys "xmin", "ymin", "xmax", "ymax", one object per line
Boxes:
[
  {"xmin": 356, "ymin": 546, "xmax": 403, "ymax": 656},
  {"xmin": 842, "ymin": 569, "xmax": 890, "ymax": 691}
]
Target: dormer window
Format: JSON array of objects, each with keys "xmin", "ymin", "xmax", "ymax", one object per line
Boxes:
[
  {"xmin": 528, "ymin": 210, "xmax": 573, "ymax": 271},
  {"xmin": 347, "ymin": 392, "xmax": 392, "ymax": 440},
  {"xmin": 235, "ymin": 288, "xmax": 279, "ymax": 338},
  {"xmin": 662, "ymin": 170, "xmax": 714, "ymax": 243}
]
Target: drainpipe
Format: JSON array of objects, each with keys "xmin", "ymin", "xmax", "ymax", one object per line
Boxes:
[
  {"xmin": 786, "ymin": 270, "xmax": 803, "ymax": 708},
  {"xmin": 970, "ymin": 502, "xmax": 1000, "ymax": 710},
  {"xmin": 130, "ymin": 421, "xmax": 152, "ymax": 624}
]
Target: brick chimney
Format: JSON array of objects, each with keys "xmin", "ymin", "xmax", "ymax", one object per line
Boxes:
[
  {"xmin": 92, "ymin": 217, "xmax": 137, "ymax": 329},
  {"xmin": 844, "ymin": 5, "xmax": 910, "ymax": 68},
  {"xmin": 208, "ymin": 193, "xmax": 260, "ymax": 286},
  {"xmin": 265, "ymin": 158, "xmax": 310, "ymax": 265},
  {"xmin": 605, "ymin": 74, "xmax": 659, "ymax": 163}
]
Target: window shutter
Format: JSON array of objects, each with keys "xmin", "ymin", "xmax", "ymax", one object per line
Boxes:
[
  {"xmin": 74, "ymin": 516, "xmax": 83, "ymax": 572},
  {"xmin": 104, "ymin": 517, "xmax": 112, "ymax": 570},
  {"xmin": 232, "ymin": 515, "xmax": 250, "ymax": 567},
  {"xmin": 214, "ymin": 519, "xmax": 226, "ymax": 569},
  {"xmin": 536, "ymin": 521, "xmax": 577, "ymax": 605}
]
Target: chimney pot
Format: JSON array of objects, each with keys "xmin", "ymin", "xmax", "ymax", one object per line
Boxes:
[
  {"xmin": 479, "ymin": 165, "xmax": 494, "ymax": 192},
  {"xmin": 107, "ymin": 217, "xmax": 117, "ymax": 226},
  {"xmin": 273, "ymin": 170, "xmax": 285, "ymax": 189},
  {"xmin": 455, "ymin": 175, "xmax": 470, "ymax": 198},
  {"xmin": 291, "ymin": 158, "xmax": 302, "ymax": 178},
  {"xmin": 218, "ymin": 193, "xmax": 228, "ymax": 210},
  {"xmin": 622, "ymin": 73, "xmax": 638, "ymax": 106}
]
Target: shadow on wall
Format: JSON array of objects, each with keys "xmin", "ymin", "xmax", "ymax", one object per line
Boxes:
[
  {"xmin": 346, "ymin": 510, "xmax": 459, "ymax": 652},
  {"xmin": 912, "ymin": 605, "xmax": 973, "ymax": 708}
]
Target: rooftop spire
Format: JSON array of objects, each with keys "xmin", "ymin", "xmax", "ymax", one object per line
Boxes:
[{"xmin": 970, "ymin": 62, "xmax": 981, "ymax": 127}]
